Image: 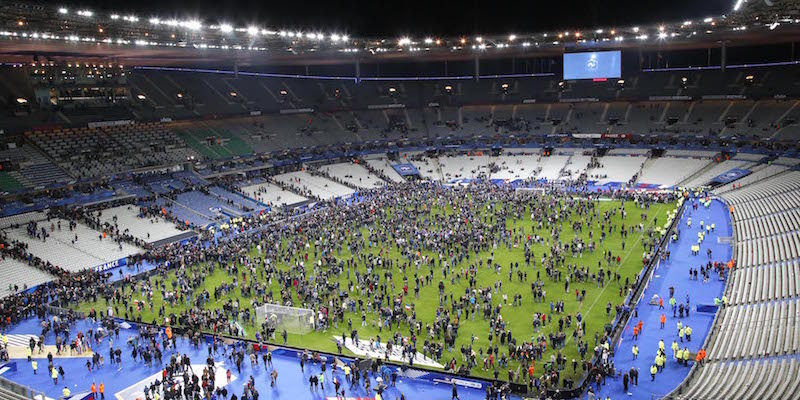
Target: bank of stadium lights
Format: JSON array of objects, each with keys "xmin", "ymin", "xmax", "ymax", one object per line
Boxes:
[
  {"xmin": 58, "ymin": 7, "xmax": 68, "ymax": 14},
  {"xmin": 77, "ymin": 10, "xmax": 93, "ymax": 17},
  {"xmin": 658, "ymin": 31, "xmax": 668, "ymax": 39},
  {"xmin": 219, "ymin": 24, "xmax": 234, "ymax": 33}
]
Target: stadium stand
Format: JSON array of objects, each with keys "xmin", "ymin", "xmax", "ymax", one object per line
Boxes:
[
  {"xmin": 489, "ymin": 151, "xmax": 541, "ymax": 181},
  {"xmin": 94, "ymin": 204, "xmax": 189, "ymax": 245},
  {"xmin": 637, "ymin": 156, "xmax": 712, "ymax": 187},
  {"xmin": 681, "ymin": 159, "xmax": 756, "ymax": 188},
  {"xmin": 273, "ymin": 170, "xmax": 355, "ymax": 200},
  {"xmin": 318, "ymin": 162, "xmax": 387, "ymax": 189},
  {"xmin": 363, "ymin": 155, "xmax": 406, "ymax": 183},
  {"xmin": 239, "ymin": 180, "xmax": 309, "ymax": 207},
  {"xmin": 0, "ymin": 257, "xmax": 57, "ymax": 298},
  {"xmin": 438, "ymin": 154, "xmax": 491, "ymax": 181},
  {"xmin": 669, "ymin": 170, "xmax": 800, "ymax": 398},
  {"xmin": 586, "ymin": 155, "xmax": 648, "ymax": 185},
  {"xmin": 2, "ymin": 216, "xmax": 142, "ymax": 272}
]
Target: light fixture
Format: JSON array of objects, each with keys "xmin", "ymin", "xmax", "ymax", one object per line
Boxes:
[
  {"xmin": 247, "ymin": 26, "xmax": 259, "ymax": 36},
  {"xmin": 220, "ymin": 24, "xmax": 233, "ymax": 33},
  {"xmin": 15, "ymin": 97, "xmax": 27, "ymax": 104},
  {"xmin": 58, "ymin": 7, "xmax": 68, "ymax": 14},
  {"xmin": 176, "ymin": 93, "xmax": 183, "ymax": 99},
  {"xmin": 388, "ymin": 87, "xmax": 396, "ymax": 93},
  {"xmin": 508, "ymin": 34, "xmax": 516, "ymax": 41},
  {"xmin": 229, "ymin": 91, "xmax": 237, "ymax": 97},
  {"xmin": 137, "ymin": 94, "xmax": 146, "ymax": 100}
]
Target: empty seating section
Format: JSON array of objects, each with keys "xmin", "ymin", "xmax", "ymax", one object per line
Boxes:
[
  {"xmin": 713, "ymin": 164, "xmax": 789, "ymax": 195},
  {"xmin": 239, "ymin": 181, "xmax": 308, "ymax": 207},
  {"xmin": 363, "ymin": 156, "xmax": 405, "ymax": 183},
  {"xmin": 490, "ymin": 153, "xmax": 540, "ymax": 181},
  {"xmin": 176, "ymin": 123, "xmax": 255, "ymax": 159},
  {"xmin": 683, "ymin": 160, "xmax": 754, "ymax": 188},
  {"xmin": 0, "ymin": 257, "xmax": 56, "ymax": 297},
  {"xmin": 405, "ymin": 153, "xmax": 441, "ymax": 181},
  {"xmin": 708, "ymin": 299, "xmax": 799, "ymax": 361},
  {"xmin": 26, "ymin": 123, "xmax": 198, "ymax": 179},
  {"xmin": 586, "ymin": 155, "xmax": 647, "ymax": 184},
  {"xmin": 637, "ymin": 157, "xmax": 711, "ymax": 187},
  {"xmin": 318, "ymin": 163, "xmax": 386, "ymax": 189},
  {"xmin": 207, "ymin": 186, "xmax": 267, "ymax": 212},
  {"xmin": 676, "ymin": 169, "xmax": 800, "ymax": 399},
  {"xmin": 681, "ymin": 359, "xmax": 800, "ymax": 400},
  {"xmin": 562, "ymin": 155, "xmax": 592, "ymax": 180},
  {"xmin": 95, "ymin": 205, "xmax": 186, "ymax": 244},
  {"xmin": 2, "ymin": 216, "xmax": 142, "ymax": 272},
  {"xmin": 273, "ymin": 171, "xmax": 355, "ymax": 200},
  {"xmin": 438, "ymin": 155, "xmax": 490, "ymax": 181},
  {"xmin": 535, "ymin": 156, "xmax": 570, "ymax": 181}
]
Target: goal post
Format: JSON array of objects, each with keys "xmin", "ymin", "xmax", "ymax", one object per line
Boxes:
[{"xmin": 256, "ymin": 303, "xmax": 315, "ymax": 335}]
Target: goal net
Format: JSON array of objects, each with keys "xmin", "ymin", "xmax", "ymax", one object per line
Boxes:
[{"xmin": 256, "ymin": 303, "xmax": 315, "ymax": 335}]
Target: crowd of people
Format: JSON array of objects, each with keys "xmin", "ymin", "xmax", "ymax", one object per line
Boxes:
[{"xmin": 0, "ymin": 178, "xmax": 678, "ymax": 399}]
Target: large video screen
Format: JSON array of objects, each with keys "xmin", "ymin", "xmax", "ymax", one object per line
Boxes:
[{"xmin": 563, "ymin": 51, "xmax": 621, "ymax": 80}]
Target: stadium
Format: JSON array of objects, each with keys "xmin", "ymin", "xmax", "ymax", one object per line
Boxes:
[{"xmin": 0, "ymin": 0, "xmax": 798, "ymax": 399}]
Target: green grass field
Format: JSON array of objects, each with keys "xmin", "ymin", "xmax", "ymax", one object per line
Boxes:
[{"xmin": 73, "ymin": 196, "xmax": 673, "ymax": 383}]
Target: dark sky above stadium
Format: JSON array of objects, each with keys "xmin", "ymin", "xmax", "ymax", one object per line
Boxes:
[{"xmin": 78, "ymin": 0, "xmax": 734, "ymax": 37}]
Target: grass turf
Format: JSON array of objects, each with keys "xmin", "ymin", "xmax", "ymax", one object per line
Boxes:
[{"xmin": 73, "ymin": 197, "xmax": 672, "ymax": 384}]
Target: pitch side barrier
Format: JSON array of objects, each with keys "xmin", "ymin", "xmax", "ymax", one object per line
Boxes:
[
  {"xmin": 108, "ymin": 319, "xmax": 524, "ymax": 394},
  {"xmin": 545, "ymin": 199, "xmax": 685, "ymax": 399}
]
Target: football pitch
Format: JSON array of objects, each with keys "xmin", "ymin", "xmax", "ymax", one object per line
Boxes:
[{"xmin": 74, "ymin": 193, "xmax": 673, "ymax": 384}]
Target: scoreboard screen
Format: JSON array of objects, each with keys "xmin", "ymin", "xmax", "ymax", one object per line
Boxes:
[{"xmin": 563, "ymin": 51, "xmax": 621, "ymax": 80}]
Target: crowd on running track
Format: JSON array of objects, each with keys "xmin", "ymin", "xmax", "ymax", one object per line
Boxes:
[{"xmin": 0, "ymin": 180, "xmax": 678, "ymax": 399}]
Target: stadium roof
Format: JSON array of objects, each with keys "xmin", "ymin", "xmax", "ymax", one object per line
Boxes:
[{"xmin": 0, "ymin": 0, "xmax": 798, "ymax": 67}]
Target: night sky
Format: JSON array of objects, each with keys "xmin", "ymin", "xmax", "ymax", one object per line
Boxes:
[{"xmin": 72, "ymin": 0, "xmax": 734, "ymax": 37}]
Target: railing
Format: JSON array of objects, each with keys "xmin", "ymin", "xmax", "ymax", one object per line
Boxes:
[{"xmin": 0, "ymin": 375, "xmax": 45, "ymax": 400}]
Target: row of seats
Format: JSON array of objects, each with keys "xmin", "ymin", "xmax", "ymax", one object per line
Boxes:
[
  {"xmin": 734, "ymin": 211, "xmax": 800, "ymax": 241},
  {"xmin": 681, "ymin": 358, "xmax": 800, "ymax": 400},
  {"xmin": 318, "ymin": 163, "xmax": 387, "ymax": 189},
  {"xmin": 708, "ymin": 299, "xmax": 799, "ymax": 362},
  {"xmin": 363, "ymin": 156, "xmax": 406, "ymax": 183},
  {"xmin": 677, "ymin": 168, "xmax": 800, "ymax": 398},
  {"xmin": 736, "ymin": 232, "xmax": 800, "ymax": 268},
  {"xmin": 713, "ymin": 164, "xmax": 790, "ymax": 195},
  {"xmin": 637, "ymin": 156, "xmax": 712, "ymax": 187},
  {"xmin": 682, "ymin": 159, "xmax": 755, "ymax": 188},
  {"xmin": 273, "ymin": 171, "xmax": 355, "ymax": 200},
  {"xmin": 238, "ymin": 181, "xmax": 309, "ymax": 207},
  {"xmin": 0, "ymin": 257, "xmax": 56, "ymax": 298},
  {"xmin": 727, "ymin": 261, "xmax": 800, "ymax": 305},
  {"xmin": 94, "ymin": 205, "xmax": 187, "ymax": 244}
]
